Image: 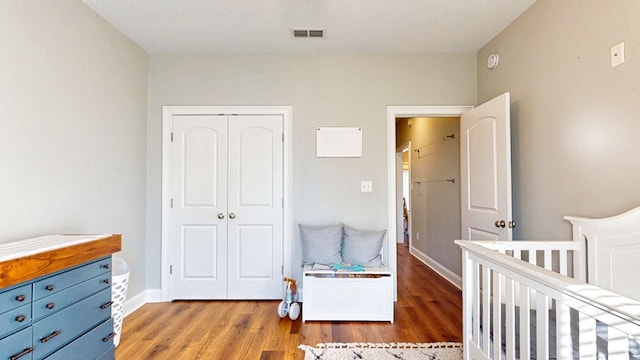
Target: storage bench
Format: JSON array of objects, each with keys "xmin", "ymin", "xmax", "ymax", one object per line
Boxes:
[{"xmin": 302, "ymin": 265, "xmax": 393, "ymax": 322}]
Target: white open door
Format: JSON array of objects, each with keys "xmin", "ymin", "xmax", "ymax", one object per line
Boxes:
[{"xmin": 460, "ymin": 93, "xmax": 514, "ymax": 241}]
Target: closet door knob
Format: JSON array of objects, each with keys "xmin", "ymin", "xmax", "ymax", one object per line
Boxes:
[
  {"xmin": 217, "ymin": 213, "xmax": 225, "ymax": 219},
  {"xmin": 494, "ymin": 220, "xmax": 506, "ymax": 228},
  {"xmin": 229, "ymin": 213, "xmax": 236, "ymax": 219}
]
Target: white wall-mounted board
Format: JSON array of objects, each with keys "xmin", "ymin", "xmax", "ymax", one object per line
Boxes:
[{"xmin": 316, "ymin": 127, "xmax": 362, "ymax": 157}]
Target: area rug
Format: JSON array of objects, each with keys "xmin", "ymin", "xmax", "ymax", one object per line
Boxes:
[{"xmin": 298, "ymin": 342, "xmax": 462, "ymax": 360}]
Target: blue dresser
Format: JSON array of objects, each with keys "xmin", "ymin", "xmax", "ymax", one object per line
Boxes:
[{"xmin": 0, "ymin": 234, "xmax": 121, "ymax": 360}]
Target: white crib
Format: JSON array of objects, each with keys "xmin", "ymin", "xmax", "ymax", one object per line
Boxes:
[{"xmin": 456, "ymin": 206, "xmax": 640, "ymax": 359}]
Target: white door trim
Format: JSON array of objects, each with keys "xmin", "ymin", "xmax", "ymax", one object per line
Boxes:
[
  {"xmin": 387, "ymin": 106, "xmax": 473, "ymax": 300},
  {"xmin": 161, "ymin": 105, "xmax": 293, "ymax": 301}
]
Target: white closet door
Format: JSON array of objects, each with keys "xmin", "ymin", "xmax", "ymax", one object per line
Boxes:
[
  {"xmin": 170, "ymin": 115, "xmax": 228, "ymax": 299},
  {"xmin": 170, "ymin": 114, "xmax": 284, "ymax": 300},
  {"xmin": 227, "ymin": 115, "xmax": 284, "ymax": 299}
]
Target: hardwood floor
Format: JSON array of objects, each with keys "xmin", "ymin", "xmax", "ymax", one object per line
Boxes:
[{"xmin": 114, "ymin": 243, "xmax": 462, "ymax": 359}]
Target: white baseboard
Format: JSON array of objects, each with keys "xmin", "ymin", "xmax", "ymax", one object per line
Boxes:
[
  {"xmin": 122, "ymin": 289, "xmax": 164, "ymax": 318},
  {"xmin": 409, "ymin": 247, "xmax": 462, "ymax": 289}
]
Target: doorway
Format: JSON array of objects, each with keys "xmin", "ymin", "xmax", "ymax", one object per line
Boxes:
[
  {"xmin": 387, "ymin": 106, "xmax": 472, "ymax": 292},
  {"xmin": 160, "ymin": 106, "xmax": 292, "ymax": 301}
]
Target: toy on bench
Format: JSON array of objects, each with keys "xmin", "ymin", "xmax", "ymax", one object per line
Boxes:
[{"xmin": 277, "ymin": 277, "xmax": 300, "ymax": 320}]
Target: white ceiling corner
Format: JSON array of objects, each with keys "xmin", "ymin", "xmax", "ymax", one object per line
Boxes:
[{"xmin": 82, "ymin": 0, "xmax": 536, "ymax": 54}]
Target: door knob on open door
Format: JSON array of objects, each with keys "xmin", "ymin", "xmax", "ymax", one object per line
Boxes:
[
  {"xmin": 217, "ymin": 213, "xmax": 225, "ymax": 219},
  {"xmin": 495, "ymin": 220, "xmax": 506, "ymax": 228},
  {"xmin": 229, "ymin": 213, "xmax": 236, "ymax": 219},
  {"xmin": 508, "ymin": 220, "xmax": 516, "ymax": 228}
]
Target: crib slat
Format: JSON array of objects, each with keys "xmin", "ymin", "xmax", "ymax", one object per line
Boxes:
[
  {"xmin": 461, "ymin": 248, "xmax": 476, "ymax": 360},
  {"xmin": 519, "ymin": 282, "xmax": 531, "ymax": 359},
  {"xmin": 579, "ymin": 313, "xmax": 597, "ymax": 360},
  {"xmin": 543, "ymin": 249, "xmax": 552, "ymax": 271},
  {"xmin": 559, "ymin": 249, "xmax": 568, "ymax": 276},
  {"xmin": 536, "ymin": 293, "xmax": 550, "ymax": 360},
  {"xmin": 528, "ymin": 250, "xmax": 537, "ymax": 266},
  {"xmin": 472, "ymin": 260, "xmax": 480, "ymax": 348},
  {"xmin": 513, "ymin": 249, "xmax": 522, "ymax": 261},
  {"xmin": 482, "ymin": 266, "xmax": 491, "ymax": 357},
  {"xmin": 556, "ymin": 301, "xmax": 572, "ymax": 359},
  {"xmin": 504, "ymin": 277, "xmax": 516, "ymax": 360},
  {"xmin": 608, "ymin": 326, "xmax": 630, "ymax": 360},
  {"xmin": 492, "ymin": 270, "xmax": 502, "ymax": 360}
]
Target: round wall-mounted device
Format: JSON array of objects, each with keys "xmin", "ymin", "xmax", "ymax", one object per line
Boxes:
[{"xmin": 487, "ymin": 54, "xmax": 500, "ymax": 69}]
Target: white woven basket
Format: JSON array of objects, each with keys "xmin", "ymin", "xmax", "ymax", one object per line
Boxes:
[{"xmin": 111, "ymin": 258, "xmax": 130, "ymax": 347}]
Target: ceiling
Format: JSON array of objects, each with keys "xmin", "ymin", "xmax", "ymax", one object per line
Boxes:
[{"xmin": 83, "ymin": 0, "xmax": 535, "ymax": 54}]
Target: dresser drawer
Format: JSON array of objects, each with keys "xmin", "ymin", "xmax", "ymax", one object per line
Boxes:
[
  {"xmin": 1, "ymin": 284, "xmax": 32, "ymax": 314},
  {"xmin": 96, "ymin": 347, "xmax": 115, "ymax": 360},
  {"xmin": 32, "ymin": 288, "xmax": 112, "ymax": 360},
  {"xmin": 46, "ymin": 318, "xmax": 114, "ymax": 360},
  {"xmin": 0, "ymin": 304, "xmax": 32, "ymax": 339},
  {"xmin": 33, "ymin": 274, "xmax": 111, "ymax": 320},
  {"xmin": 33, "ymin": 258, "xmax": 111, "ymax": 300},
  {"xmin": 0, "ymin": 327, "xmax": 33, "ymax": 360}
]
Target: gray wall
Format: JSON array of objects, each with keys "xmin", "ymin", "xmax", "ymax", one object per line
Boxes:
[
  {"xmin": 146, "ymin": 54, "xmax": 477, "ymax": 288},
  {"xmin": 478, "ymin": 0, "xmax": 640, "ymax": 240},
  {"xmin": 396, "ymin": 117, "xmax": 462, "ymax": 275},
  {"xmin": 0, "ymin": 1, "xmax": 148, "ymax": 296}
]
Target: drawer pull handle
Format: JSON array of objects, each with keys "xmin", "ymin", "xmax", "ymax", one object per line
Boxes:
[
  {"xmin": 40, "ymin": 330, "xmax": 61, "ymax": 343},
  {"xmin": 102, "ymin": 263, "xmax": 110, "ymax": 269},
  {"xmin": 103, "ymin": 279, "xmax": 110, "ymax": 284},
  {"xmin": 46, "ymin": 302, "xmax": 55, "ymax": 310},
  {"xmin": 100, "ymin": 301, "xmax": 114, "ymax": 309},
  {"xmin": 10, "ymin": 347, "xmax": 34, "ymax": 360},
  {"xmin": 102, "ymin": 332, "xmax": 116, "ymax": 343},
  {"xmin": 15, "ymin": 314, "xmax": 26, "ymax": 323},
  {"xmin": 15, "ymin": 294, "xmax": 26, "ymax": 302},
  {"xmin": 45, "ymin": 284, "xmax": 55, "ymax": 291}
]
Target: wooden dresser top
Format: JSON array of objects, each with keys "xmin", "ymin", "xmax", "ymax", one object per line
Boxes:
[{"xmin": 0, "ymin": 234, "xmax": 122, "ymax": 289}]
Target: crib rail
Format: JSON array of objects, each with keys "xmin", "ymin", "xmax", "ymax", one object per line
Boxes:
[{"xmin": 456, "ymin": 240, "xmax": 640, "ymax": 360}]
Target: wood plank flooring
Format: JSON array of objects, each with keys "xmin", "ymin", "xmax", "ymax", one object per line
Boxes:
[{"xmin": 114, "ymin": 244, "xmax": 462, "ymax": 359}]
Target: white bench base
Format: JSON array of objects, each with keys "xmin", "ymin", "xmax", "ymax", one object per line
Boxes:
[{"xmin": 301, "ymin": 265, "xmax": 393, "ymax": 322}]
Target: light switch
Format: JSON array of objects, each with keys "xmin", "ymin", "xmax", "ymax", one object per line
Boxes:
[
  {"xmin": 360, "ymin": 180, "xmax": 373, "ymax": 192},
  {"xmin": 611, "ymin": 42, "xmax": 625, "ymax": 67}
]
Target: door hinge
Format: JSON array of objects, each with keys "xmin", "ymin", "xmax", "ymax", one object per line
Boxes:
[
  {"xmin": 171, "ymin": 132, "xmax": 174, "ymax": 142},
  {"xmin": 170, "ymin": 265, "xmax": 173, "ymax": 274},
  {"xmin": 282, "ymin": 265, "xmax": 284, "ymax": 276},
  {"xmin": 170, "ymin": 199, "xmax": 173, "ymax": 208},
  {"xmin": 282, "ymin": 198, "xmax": 284, "ymax": 208},
  {"xmin": 282, "ymin": 133, "xmax": 284, "ymax": 142}
]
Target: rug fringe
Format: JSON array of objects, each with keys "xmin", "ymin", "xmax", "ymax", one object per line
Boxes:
[{"xmin": 303, "ymin": 342, "xmax": 462, "ymax": 350}]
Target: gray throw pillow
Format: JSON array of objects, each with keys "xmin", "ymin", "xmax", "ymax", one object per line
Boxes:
[
  {"xmin": 299, "ymin": 224, "xmax": 343, "ymax": 265},
  {"xmin": 341, "ymin": 225, "xmax": 386, "ymax": 267}
]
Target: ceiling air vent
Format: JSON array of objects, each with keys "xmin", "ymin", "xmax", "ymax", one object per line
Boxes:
[{"xmin": 291, "ymin": 29, "xmax": 326, "ymax": 39}]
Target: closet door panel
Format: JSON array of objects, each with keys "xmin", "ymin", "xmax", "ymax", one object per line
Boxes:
[
  {"xmin": 227, "ymin": 115, "xmax": 283, "ymax": 299},
  {"xmin": 170, "ymin": 115, "xmax": 228, "ymax": 300}
]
